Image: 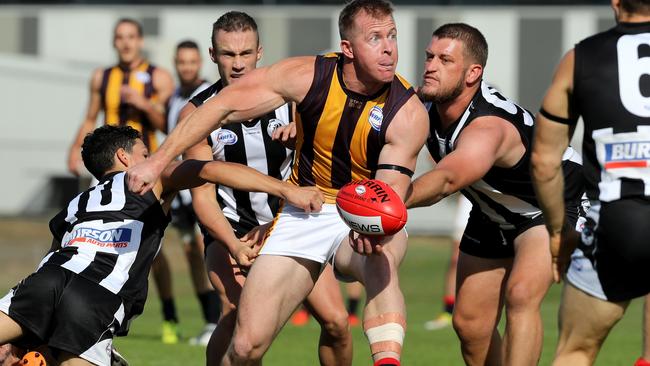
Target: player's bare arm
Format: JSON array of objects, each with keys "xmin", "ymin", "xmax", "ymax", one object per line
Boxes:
[
  {"xmin": 127, "ymin": 56, "xmax": 315, "ymax": 193},
  {"xmin": 530, "ymin": 49, "xmax": 576, "ymax": 282},
  {"xmin": 67, "ymin": 68, "xmax": 103, "ymax": 175},
  {"xmin": 405, "ymin": 116, "xmax": 524, "ymax": 208},
  {"xmin": 179, "ymin": 102, "xmax": 264, "ymax": 265},
  {"xmin": 350, "ymin": 95, "xmax": 429, "ymax": 255}
]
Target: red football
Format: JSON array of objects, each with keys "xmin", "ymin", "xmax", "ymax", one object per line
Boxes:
[{"xmin": 336, "ymin": 179, "xmax": 407, "ymax": 236}]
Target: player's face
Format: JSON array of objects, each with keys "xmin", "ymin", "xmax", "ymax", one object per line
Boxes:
[
  {"xmin": 347, "ymin": 11, "xmax": 398, "ymax": 83},
  {"xmin": 113, "ymin": 22, "xmax": 143, "ymax": 65},
  {"xmin": 175, "ymin": 48, "xmax": 202, "ymax": 86},
  {"xmin": 420, "ymin": 37, "xmax": 467, "ymax": 104},
  {"xmin": 128, "ymin": 139, "xmax": 149, "ymax": 166},
  {"xmin": 210, "ymin": 30, "xmax": 262, "ymax": 86}
]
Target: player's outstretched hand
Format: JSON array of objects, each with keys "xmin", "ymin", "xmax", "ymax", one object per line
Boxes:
[
  {"xmin": 282, "ymin": 185, "xmax": 323, "ymax": 213},
  {"xmin": 272, "ymin": 122, "xmax": 297, "ymax": 149},
  {"xmin": 348, "ymin": 231, "xmax": 383, "ymax": 256},
  {"xmin": 550, "ymin": 228, "xmax": 579, "ymax": 283},
  {"xmin": 127, "ymin": 159, "xmax": 164, "ymax": 194}
]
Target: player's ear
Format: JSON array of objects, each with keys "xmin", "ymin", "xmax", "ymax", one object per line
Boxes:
[
  {"xmin": 465, "ymin": 64, "xmax": 483, "ymax": 85},
  {"xmin": 115, "ymin": 147, "xmax": 130, "ymax": 168},
  {"xmin": 209, "ymin": 47, "xmax": 217, "ymax": 64},
  {"xmin": 256, "ymin": 45, "xmax": 263, "ymax": 61},
  {"xmin": 611, "ymin": 0, "xmax": 621, "ymax": 19},
  {"xmin": 341, "ymin": 40, "xmax": 354, "ymax": 59}
]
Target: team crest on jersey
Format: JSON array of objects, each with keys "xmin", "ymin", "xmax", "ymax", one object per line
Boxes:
[
  {"xmin": 217, "ymin": 130, "xmax": 238, "ymax": 145},
  {"xmin": 603, "ymin": 141, "xmax": 650, "ymax": 169},
  {"xmin": 368, "ymin": 106, "xmax": 383, "ymax": 131},
  {"xmin": 66, "ymin": 227, "xmax": 132, "ymax": 248},
  {"xmin": 135, "ymin": 71, "xmax": 151, "ymax": 84},
  {"xmin": 266, "ymin": 118, "xmax": 289, "ymax": 137}
]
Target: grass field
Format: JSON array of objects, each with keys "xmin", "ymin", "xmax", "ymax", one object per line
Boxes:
[{"xmin": 0, "ymin": 217, "xmax": 643, "ymax": 365}]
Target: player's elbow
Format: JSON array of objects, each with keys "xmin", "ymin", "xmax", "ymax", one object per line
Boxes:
[{"xmin": 530, "ymin": 150, "xmax": 561, "ymax": 183}]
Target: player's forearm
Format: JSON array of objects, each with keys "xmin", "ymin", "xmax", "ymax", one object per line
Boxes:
[
  {"xmin": 405, "ymin": 169, "xmax": 456, "ymax": 208},
  {"xmin": 199, "ymin": 161, "xmax": 285, "ymax": 197},
  {"xmin": 531, "ymin": 154, "xmax": 566, "ymax": 234},
  {"xmin": 70, "ymin": 119, "xmax": 96, "ymax": 150},
  {"xmin": 191, "ymin": 190, "xmax": 240, "ymax": 253},
  {"xmin": 156, "ymin": 106, "xmax": 228, "ymax": 170}
]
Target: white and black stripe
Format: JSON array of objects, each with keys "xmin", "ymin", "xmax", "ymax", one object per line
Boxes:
[
  {"xmin": 190, "ymin": 80, "xmax": 294, "ymax": 234},
  {"xmin": 45, "ymin": 172, "xmax": 169, "ymax": 302},
  {"xmin": 426, "ymin": 82, "xmax": 583, "ymax": 229}
]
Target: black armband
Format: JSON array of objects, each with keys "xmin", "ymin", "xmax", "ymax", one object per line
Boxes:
[
  {"xmin": 376, "ymin": 164, "xmax": 414, "ymax": 177},
  {"xmin": 539, "ymin": 108, "xmax": 578, "ymax": 125}
]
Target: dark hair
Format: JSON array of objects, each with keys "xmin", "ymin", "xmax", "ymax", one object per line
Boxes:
[
  {"xmin": 621, "ymin": 0, "xmax": 650, "ymax": 14},
  {"xmin": 81, "ymin": 125, "xmax": 141, "ymax": 179},
  {"xmin": 433, "ymin": 23, "xmax": 488, "ymax": 68},
  {"xmin": 211, "ymin": 11, "xmax": 259, "ymax": 48},
  {"xmin": 176, "ymin": 40, "xmax": 200, "ymax": 52},
  {"xmin": 114, "ymin": 18, "xmax": 143, "ymax": 38},
  {"xmin": 338, "ymin": 0, "xmax": 394, "ymax": 40}
]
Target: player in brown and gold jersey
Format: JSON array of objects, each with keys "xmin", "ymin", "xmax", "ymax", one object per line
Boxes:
[
  {"xmin": 127, "ymin": 1, "xmax": 429, "ymax": 365},
  {"xmin": 67, "ymin": 18, "xmax": 174, "ymax": 175}
]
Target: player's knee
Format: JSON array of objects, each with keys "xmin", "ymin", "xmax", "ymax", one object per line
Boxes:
[
  {"xmin": 319, "ymin": 309, "xmax": 350, "ymax": 340},
  {"xmin": 230, "ymin": 333, "xmax": 264, "ymax": 362},
  {"xmin": 452, "ymin": 311, "xmax": 493, "ymax": 342},
  {"xmin": 505, "ymin": 280, "xmax": 542, "ymax": 311}
]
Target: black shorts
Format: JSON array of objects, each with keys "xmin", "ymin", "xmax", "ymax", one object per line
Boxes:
[
  {"xmin": 460, "ymin": 204, "xmax": 580, "ymax": 259},
  {"xmin": 581, "ymin": 198, "xmax": 650, "ymax": 302},
  {"xmin": 201, "ymin": 218, "xmax": 254, "ymax": 251},
  {"xmin": 0, "ymin": 266, "xmax": 125, "ymax": 366}
]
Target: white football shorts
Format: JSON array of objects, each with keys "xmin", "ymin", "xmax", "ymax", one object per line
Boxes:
[{"xmin": 260, "ymin": 203, "xmax": 350, "ymax": 264}]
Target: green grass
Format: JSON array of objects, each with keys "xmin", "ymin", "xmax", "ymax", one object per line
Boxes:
[{"xmin": 0, "ymin": 219, "xmax": 644, "ymax": 365}]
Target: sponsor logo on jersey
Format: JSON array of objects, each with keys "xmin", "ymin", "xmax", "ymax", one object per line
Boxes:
[
  {"xmin": 66, "ymin": 227, "xmax": 132, "ymax": 248},
  {"xmin": 604, "ymin": 141, "xmax": 650, "ymax": 169},
  {"xmin": 266, "ymin": 118, "xmax": 289, "ymax": 137},
  {"xmin": 135, "ymin": 71, "xmax": 151, "ymax": 84},
  {"xmin": 217, "ymin": 130, "xmax": 238, "ymax": 145},
  {"xmin": 368, "ymin": 106, "xmax": 383, "ymax": 131}
]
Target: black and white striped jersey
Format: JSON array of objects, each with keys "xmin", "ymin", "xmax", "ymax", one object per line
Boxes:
[
  {"xmin": 426, "ymin": 81, "xmax": 583, "ymax": 230},
  {"xmin": 43, "ymin": 171, "xmax": 169, "ymax": 303},
  {"xmin": 571, "ymin": 21, "xmax": 650, "ymax": 203},
  {"xmin": 190, "ymin": 80, "xmax": 294, "ymax": 234}
]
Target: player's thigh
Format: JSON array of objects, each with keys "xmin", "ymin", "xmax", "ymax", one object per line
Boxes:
[
  {"xmin": 557, "ymin": 282, "xmax": 628, "ymax": 354},
  {"xmin": 205, "ymin": 240, "xmax": 245, "ymax": 307},
  {"xmin": 49, "ymin": 276, "xmax": 123, "ymax": 366},
  {"xmin": 58, "ymin": 351, "xmax": 95, "ymax": 366},
  {"xmin": 304, "ymin": 264, "xmax": 347, "ymax": 324},
  {"xmin": 236, "ymin": 254, "xmax": 321, "ymax": 341},
  {"xmin": 332, "ymin": 229, "xmax": 408, "ymax": 285},
  {"xmin": 0, "ymin": 311, "xmax": 23, "ymax": 343},
  {"xmin": 509, "ymin": 225, "xmax": 553, "ymax": 301},
  {"xmin": 455, "ymin": 252, "xmax": 510, "ymax": 327}
]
